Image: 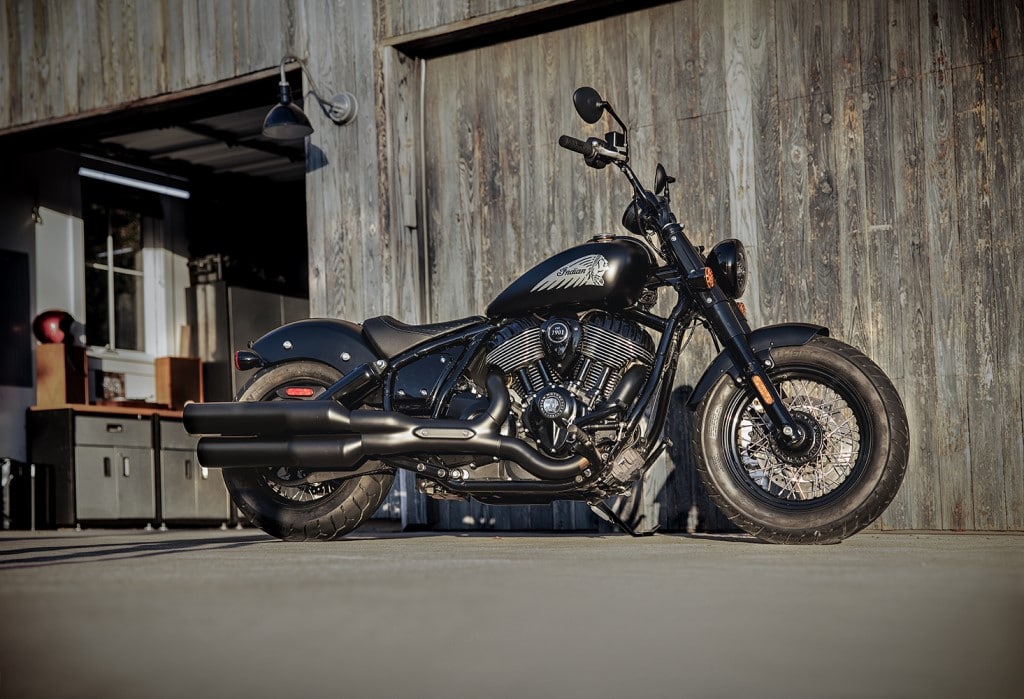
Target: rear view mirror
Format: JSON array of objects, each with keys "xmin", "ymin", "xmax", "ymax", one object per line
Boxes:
[{"xmin": 573, "ymin": 87, "xmax": 605, "ymax": 124}]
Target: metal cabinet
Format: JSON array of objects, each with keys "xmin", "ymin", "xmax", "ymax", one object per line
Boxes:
[
  {"xmin": 158, "ymin": 418, "xmax": 230, "ymax": 522},
  {"xmin": 25, "ymin": 410, "xmax": 157, "ymax": 526},
  {"xmin": 26, "ymin": 407, "xmax": 231, "ymax": 528},
  {"xmin": 72, "ymin": 415, "xmax": 155, "ymax": 521}
]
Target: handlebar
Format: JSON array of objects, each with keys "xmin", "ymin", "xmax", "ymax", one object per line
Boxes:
[
  {"xmin": 558, "ymin": 135, "xmax": 628, "ymax": 164},
  {"xmin": 558, "ymin": 135, "xmax": 595, "ymax": 157}
]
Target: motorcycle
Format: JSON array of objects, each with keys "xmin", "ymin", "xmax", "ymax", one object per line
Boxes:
[{"xmin": 183, "ymin": 86, "xmax": 909, "ymax": 543}]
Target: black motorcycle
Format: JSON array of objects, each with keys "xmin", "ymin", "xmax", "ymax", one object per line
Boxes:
[{"xmin": 184, "ymin": 87, "xmax": 909, "ymax": 543}]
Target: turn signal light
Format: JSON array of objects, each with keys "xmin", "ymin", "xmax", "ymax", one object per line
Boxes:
[
  {"xmin": 686, "ymin": 267, "xmax": 716, "ymax": 291},
  {"xmin": 737, "ymin": 302, "xmax": 747, "ymax": 317}
]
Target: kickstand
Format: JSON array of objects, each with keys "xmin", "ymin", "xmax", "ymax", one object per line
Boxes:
[{"xmin": 589, "ymin": 500, "xmax": 659, "ymax": 537}]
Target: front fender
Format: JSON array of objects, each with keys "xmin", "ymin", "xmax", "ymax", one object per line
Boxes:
[
  {"xmin": 685, "ymin": 323, "xmax": 828, "ymax": 410},
  {"xmin": 248, "ymin": 318, "xmax": 381, "ymax": 373}
]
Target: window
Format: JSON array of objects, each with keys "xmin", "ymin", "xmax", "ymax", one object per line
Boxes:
[{"xmin": 83, "ymin": 201, "xmax": 146, "ymax": 351}]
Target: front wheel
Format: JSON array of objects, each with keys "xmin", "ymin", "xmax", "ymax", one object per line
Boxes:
[
  {"xmin": 223, "ymin": 360, "xmax": 395, "ymax": 541},
  {"xmin": 693, "ymin": 336, "xmax": 909, "ymax": 544}
]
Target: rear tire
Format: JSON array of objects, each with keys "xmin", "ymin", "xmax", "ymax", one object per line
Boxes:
[
  {"xmin": 693, "ymin": 336, "xmax": 909, "ymax": 544},
  {"xmin": 223, "ymin": 361, "xmax": 394, "ymax": 541}
]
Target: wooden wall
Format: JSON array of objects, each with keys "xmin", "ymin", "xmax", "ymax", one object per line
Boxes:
[
  {"xmin": 378, "ymin": 0, "xmax": 542, "ymax": 38},
  {"xmin": 376, "ymin": 0, "xmax": 1023, "ymax": 532},
  {"xmin": 0, "ymin": 1, "xmax": 304, "ymax": 131}
]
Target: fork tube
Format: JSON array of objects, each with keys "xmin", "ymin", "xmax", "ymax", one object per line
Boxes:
[{"xmin": 700, "ymin": 286, "xmax": 805, "ymax": 445}]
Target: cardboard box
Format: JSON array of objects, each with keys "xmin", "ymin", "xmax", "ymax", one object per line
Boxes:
[
  {"xmin": 155, "ymin": 356, "xmax": 203, "ymax": 410},
  {"xmin": 35, "ymin": 344, "xmax": 88, "ymax": 408}
]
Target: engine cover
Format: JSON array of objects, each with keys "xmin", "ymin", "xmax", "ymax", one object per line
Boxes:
[
  {"xmin": 486, "ymin": 312, "xmax": 654, "ymax": 456},
  {"xmin": 528, "ymin": 386, "xmax": 577, "ymax": 455}
]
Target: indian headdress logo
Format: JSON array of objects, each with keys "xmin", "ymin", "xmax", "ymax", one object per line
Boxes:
[{"xmin": 531, "ymin": 254, "xmax": 610, "ymax": 292}]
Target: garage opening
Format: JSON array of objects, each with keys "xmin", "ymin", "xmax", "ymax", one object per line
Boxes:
[{"xmin": 0, "ymin": 70, "xmax": 311, "ymax": 403}]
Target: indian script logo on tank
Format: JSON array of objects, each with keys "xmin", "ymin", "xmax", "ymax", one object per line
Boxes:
[{"xmin": 531, "ymin": 255, "xmax": 610, "ymax": 292}]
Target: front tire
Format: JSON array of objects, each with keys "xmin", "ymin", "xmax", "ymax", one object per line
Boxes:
[
  {"xmin": 223, "ymin": 361, "xmax": 394, "ymax": 541},
  {"xmin": 693, "ymin": 336, "xmax": 909, "ymax": 544}
]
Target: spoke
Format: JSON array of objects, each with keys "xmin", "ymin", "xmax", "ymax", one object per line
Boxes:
[{"xmin": 737, "ymin": 375, "xmax": 862, "ymax": 501}]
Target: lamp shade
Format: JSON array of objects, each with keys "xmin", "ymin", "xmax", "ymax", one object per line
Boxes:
[
  {"xmin": 262, "ymin": 82, "xmax": 313, "ymax": 140},
  {"xmin": 262, "ymin": 101, "xmax": 314, "ymax": 140}
]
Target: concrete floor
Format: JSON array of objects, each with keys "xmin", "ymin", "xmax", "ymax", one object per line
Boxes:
[{"xmin": 1, "ymin": 528, "xmax": 1022, "ymax": 699}]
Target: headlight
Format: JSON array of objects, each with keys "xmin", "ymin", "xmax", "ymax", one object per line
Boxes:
[{"xmin": 707, "ymin": 239, "xmax": 748, "ymax": 299}]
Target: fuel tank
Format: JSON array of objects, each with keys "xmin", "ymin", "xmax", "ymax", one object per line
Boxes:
[{"xmin": 486, "ymin": 237, "xmax": 655, "ymax": 318}]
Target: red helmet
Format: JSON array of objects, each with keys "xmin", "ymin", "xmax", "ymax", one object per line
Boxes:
[{"xmin": 32, "ymin": 309, "xmax": 76, "ymax": 344}]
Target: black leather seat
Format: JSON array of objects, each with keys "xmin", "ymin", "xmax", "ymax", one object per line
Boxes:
[{"xmin": 362, "ymin": 315, "xmax": 486, "ymax": 358}]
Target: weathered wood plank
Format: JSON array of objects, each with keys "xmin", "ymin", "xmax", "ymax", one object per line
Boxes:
[
  {"xmin": 917, "ymin": 0, "xmax": 973, "ymax": 530},
  {"xmin": 40, "ymin": 1, "xmax": 64, "ymax": 119},
  {"xmin": 492, "ymin": 39, "xmax": 525, "ymax": 305},
  {"xmin": 831, "ymin": 0, "xmax": 872, "ymax": 356},
  {"xmin": 953, "ymin": 57, "xmax": 1006, "ymax": 531},
  {"xmin": 773, "ymin": 0, "xmax": 810, "ymax": 323},
  {"xmin": 981, "ymin": 38, "xmax": 1022, "ymax": 531},
  {"xmin": 1000, "ymin": 55, "xmax": 1024, "ymax": 530},
  {"xmin": 380, "ymin": 48, "xmax": 426, "ymax": 325},
  {"xmin": 859, "ymin": 0, "xmax": 905, "ymax": 386},
  {"xmin": 119, "ymin": 0, "xmax": 138, "ymax": 102},
  {"xmin": 134, "ymin": 0, "xmax": 156, "ymax": 99},
  {"xmin": 884, "ymin": 1, "xmax": 942, "ymax": 531},
  {"xmin": 160, "ymin": 0, "xmax": 185, "ymax": 94},
  {"xmin": 19, "ymin": 0, "xmax": 41, "ymax": 123},
  {"xmin": 698, "ymin": 0, "xmax": 726, "ymax": 116},
  {"xmin": 673, "ymin": 0, "xmax": 701, "ymax": 120},
  {"xmin": 215, "ymin": 0, "xmax": 237, "ymax": 80},
  {"xmin": 799, "ymin": 2, "xmax": 840, "ymax": 330}
]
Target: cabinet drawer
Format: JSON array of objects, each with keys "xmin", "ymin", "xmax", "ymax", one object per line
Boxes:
[
  {"xmin": 75, "ymin": 415, "xmax": 151, "ymax": 447},
  {"xmin": 159, "ymin": 419, "xmax": 198, "ymax": 451}
]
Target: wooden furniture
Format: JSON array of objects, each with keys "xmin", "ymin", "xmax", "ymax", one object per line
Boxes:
[{"xmin": 155, "ymin": 356, "xmax": 203, "ymax": 410}]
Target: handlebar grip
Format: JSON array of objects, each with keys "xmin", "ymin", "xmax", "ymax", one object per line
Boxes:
[{"xmin": 559, "ymin": 135, "xmax": 595, "ymax": 157}]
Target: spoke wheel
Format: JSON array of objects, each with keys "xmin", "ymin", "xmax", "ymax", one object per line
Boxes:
[
  {"xmin": 731, "ymin": 370, "xmax": 866, "ymax": 507},
  {"xmin": 222, "ymin": 361, "xmax": 394, "ymax": 541},
  {"xmin": 693, "ymin": 336, "xmax": 909, "ymax": 544}
]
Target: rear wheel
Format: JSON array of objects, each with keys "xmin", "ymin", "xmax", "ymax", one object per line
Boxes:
[
  {"xmin": 693, "ymin": 336, "xmax": 909, "ymax": 544},
  {"xmin": 223, "ymin": 361, "xmax": 394, "ymax": 541}
]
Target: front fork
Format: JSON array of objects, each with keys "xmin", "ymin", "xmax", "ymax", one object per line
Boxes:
[
  {"xmin": 700, "ymin": 290, "xmax": 809, "ymax": 448},
  {"xmin": 662, "ymin": 223, "xmax": 808, "ymax": 449}
]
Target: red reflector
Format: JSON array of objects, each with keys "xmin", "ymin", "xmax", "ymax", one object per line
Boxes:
[{"xmin": 284, "ymin": 387, "xmax": 315, "ymax": 397}]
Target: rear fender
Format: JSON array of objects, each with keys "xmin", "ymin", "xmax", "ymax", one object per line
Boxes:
[
  {"xmin": 247, "ymin": 318, "xmax": 380, "ymax": 373},
  {"xmin": 685, "ymin": 323, "xmax": 828, "ymax": 410}
]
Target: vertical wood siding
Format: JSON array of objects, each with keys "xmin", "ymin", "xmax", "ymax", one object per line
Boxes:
[
  {"xmin": 398, "ymin": 0, "xmax": 1024, "ymax": 532},
  {"xmin": 0, "ymin": 0, "xmax": 304, "ymax": 132}
]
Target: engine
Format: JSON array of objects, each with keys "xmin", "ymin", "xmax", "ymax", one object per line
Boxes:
[{"xmin": 485, "ymin": 313, "xmax": 655, "ymax": 458}]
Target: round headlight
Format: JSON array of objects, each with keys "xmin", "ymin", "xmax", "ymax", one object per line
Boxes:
[{"xmin": 707, "ymin": 239, "xmax": 748, "ymax": 299}]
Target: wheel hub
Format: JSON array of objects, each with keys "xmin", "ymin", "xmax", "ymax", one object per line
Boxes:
[{"xmin": 772, "ymin": 411, "xmax": 825, "ymax": 466}]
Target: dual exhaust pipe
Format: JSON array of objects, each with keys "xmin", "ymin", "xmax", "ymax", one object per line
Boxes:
[{"xmin": 183, "ymin": 373, "xmax": 589, "ymax": 480}]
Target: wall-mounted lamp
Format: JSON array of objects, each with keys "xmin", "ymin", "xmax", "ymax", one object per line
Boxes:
[{"xmin": 262, "ymin": 55, "xmax": 358, "ymax": 140}]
